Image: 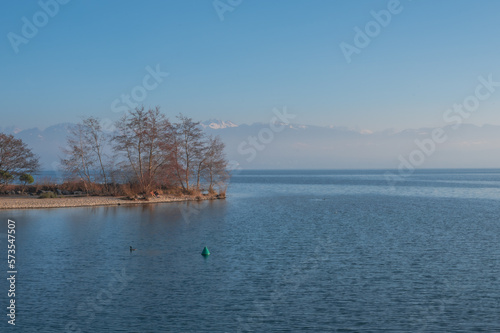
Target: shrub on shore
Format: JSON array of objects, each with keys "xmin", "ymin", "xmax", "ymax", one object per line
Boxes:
[
  {"xmin": 218, "ymin": 188, "xmax": 226, "ymax": 199},
  {"xmin": 39, "ymin": 191, "xmax": 58, "ymax": 199}
]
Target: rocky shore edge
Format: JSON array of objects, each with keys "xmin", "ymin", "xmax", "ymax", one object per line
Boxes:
[{"xmin": 0, "ymin": 194, "xmax": 223, "ymax": 210}]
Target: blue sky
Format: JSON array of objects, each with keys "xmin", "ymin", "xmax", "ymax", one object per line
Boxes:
[{"xmin": 2, "ymin": 0, "xmax": 500, "ymax": 131}]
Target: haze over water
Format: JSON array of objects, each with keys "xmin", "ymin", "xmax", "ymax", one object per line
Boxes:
[{"xmin": 1, "ymin": 169, "xmax": 499, "ymax": 332}]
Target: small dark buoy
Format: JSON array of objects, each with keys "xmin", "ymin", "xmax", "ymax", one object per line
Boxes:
[
  {"xmin": 130, "ymin": 246, "xmax": 136, "ymax": 251},
  {"xmin": 201, "ymin": 246, "xmax": 210, "ymax": 256}
]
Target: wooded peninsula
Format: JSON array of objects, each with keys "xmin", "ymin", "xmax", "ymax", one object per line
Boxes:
[{"xmin": 0, "ymin": 107, "xmax": 230, "ymax": 208}]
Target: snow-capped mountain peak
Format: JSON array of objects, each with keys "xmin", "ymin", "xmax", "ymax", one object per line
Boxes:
[{"xmin": 200, "ymin": 119, "xmax": 238, "ymax": 129}]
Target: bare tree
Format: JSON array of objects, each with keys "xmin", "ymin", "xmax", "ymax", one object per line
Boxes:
[
  {"xmin": 203, "ymin": 135, "xmax": 229, "ymax": 193},
  {"xmin": 196, "ymin": 138, "xmax": 208, "ymax": 190},
  {"xmin": 0, "ymin": 133, "xmax": 40, "ymax": 186},
  {"xmin": 60, "ymin": 124, "xmax": 94, "ymax": 193},
  {"xmin": 60, "ymin": 117, "xmax": 112, "ymax": 194},
  {"xmin": 113, "ymin": 106, "xmax": 175, "ymax": 194},
  {"xmin": 82, "ymin": 117, "xmax": 110, "ymax": 189},
  {"xmin": 173, "ymin": 114, "xmax": 204, "ymax": 192}
]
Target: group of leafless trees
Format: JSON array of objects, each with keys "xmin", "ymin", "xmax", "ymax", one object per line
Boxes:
[{"xmin": 60, "ymin": 107, "xmax": 229, "ymax": 196}]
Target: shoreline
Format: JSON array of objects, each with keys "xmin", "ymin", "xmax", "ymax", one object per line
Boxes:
[{"xmin": 0, "ymin": 195, "xmax": 221, "ymax": 210}]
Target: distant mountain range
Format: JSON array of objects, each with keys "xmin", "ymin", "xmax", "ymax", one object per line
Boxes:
[{"xmin": 3, "ymin": 121, "xmax": 500, "ymax": 170}]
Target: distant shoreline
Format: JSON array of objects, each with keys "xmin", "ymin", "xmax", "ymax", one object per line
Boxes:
[{"xmin": 0, "ymin": 195, "xmax": 222, "ymax": 210}]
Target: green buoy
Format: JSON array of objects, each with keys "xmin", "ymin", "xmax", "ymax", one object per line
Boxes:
[{"xmin": 201, "ymin": 246, "xmax": 210, "ymax": 256}]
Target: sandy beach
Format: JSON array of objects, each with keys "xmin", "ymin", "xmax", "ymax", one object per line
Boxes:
[{"xmin": 0, "ymin": 195, "xmax": 218, "ymax": 210}]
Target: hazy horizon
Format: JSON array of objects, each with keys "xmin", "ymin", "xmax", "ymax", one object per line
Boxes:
[{"xmin": 7, "ymin": 119, "xmax": 500, "ymax": 170}]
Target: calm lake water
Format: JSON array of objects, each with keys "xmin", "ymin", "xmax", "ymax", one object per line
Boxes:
[{"xmin": 1, "ymin": 169, "xmax": 500, "ymax": 332}]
